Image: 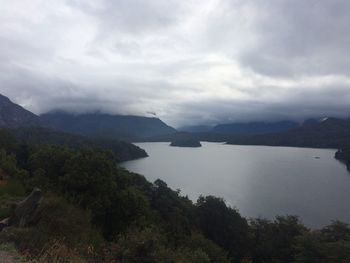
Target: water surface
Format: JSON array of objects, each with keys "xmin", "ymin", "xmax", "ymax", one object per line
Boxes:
[{"xmin": 121, "ymin": 142, "xmax": 350, "ymax": 228}]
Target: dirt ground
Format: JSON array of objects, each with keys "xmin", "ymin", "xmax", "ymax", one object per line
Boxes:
[{"xmin": 0, "ymin": 250, "xmax": 23, "ymax": 263}]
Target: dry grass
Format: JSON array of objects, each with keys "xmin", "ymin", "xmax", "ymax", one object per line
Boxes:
[
  {"xmin": 0, "ymin": 242, "xmax": 25, "ymax": 263},
  {"xmin": 23, "ymin": 239, "xmax": 86, "ymax": 263}
]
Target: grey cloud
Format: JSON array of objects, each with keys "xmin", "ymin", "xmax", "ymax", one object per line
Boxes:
[
  {"xmin": 170, "ymin": 83, "xmax": 350, "ymax": 127},
  {"xmin": 0, "ymin": 0, "xmax": 350, "ymax": 127},
  {"xmin": 0, "ymin": 60, "xmax": 181, "ymax": 117},
  {"xmin": 237, "ymin": 0, "xmax": 350, "ymax": 77},
  {"xmin": 68, "ymin": 0, "xmax": 186, "ymax": 34}
]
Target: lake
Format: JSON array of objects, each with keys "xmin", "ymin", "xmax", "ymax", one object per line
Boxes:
[{"xmin": 120, "ymin": 142, "xmax": 350, "ymax": 228}]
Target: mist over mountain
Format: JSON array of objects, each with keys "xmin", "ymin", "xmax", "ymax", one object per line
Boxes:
[{"xmin": 0, "ymin": 93, "xmax": 177, "ymax": 142}]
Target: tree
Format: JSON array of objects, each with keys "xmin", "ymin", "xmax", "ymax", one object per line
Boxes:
[
  {"xmin": 250, "ymin": 216, "xmax": 307, "ymax": 263},
  {"xmin": 196, "ymin": 196, "xmax": 250, "ymax": 261}
]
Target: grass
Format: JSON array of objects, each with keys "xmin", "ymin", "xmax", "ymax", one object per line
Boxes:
[{"xmin": 23, "ymin": 240, "xmax": 87, "ymax": 263}]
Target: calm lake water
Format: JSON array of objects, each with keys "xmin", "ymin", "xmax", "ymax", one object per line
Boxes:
[{"xmin": 121, "ymin": 142, "xmax": 350, "ymax": 228}]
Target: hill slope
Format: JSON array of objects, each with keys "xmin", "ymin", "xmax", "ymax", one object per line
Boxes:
[
  {"xmin": 41, "ymin": 112, "xmax": 177, "ymax": 141},
  {"xmin": 0, "ymin": 94, "xmax": 41, "ymax": 128},
  {"xmin": 2, "ymin": 127, "xmax": 147, "ymax": 162}
]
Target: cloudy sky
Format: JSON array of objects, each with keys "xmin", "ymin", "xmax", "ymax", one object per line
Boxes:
[{"xmin": 1, "ymin": 0, "xmax": 350, "ymax": 126}]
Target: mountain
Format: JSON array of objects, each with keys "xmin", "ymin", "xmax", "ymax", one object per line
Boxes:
[
  {"xmin": 0, "ymin": 94, "xmax": 41, "ymax": 128},
  {"xmin": 41, "ymin": 111, "xmax": 177, "ymax": 141},
  {"xmin": 178, "ymin": 125, "xmax": 213, "ymax": 133},
  {"xmin": 178, "ymin": 121, "xmax": 298, "ymax": 135},
  {"xmin": 212, "ymin": 121, "xmax": 299, "ymax": 135},
  {"xmin": 226, "ymin": 117, "xmax": 350, "ymax": 148},
  {"xmin": 0, "ymin": 94, "xmax": 147, "ymax": 161}
]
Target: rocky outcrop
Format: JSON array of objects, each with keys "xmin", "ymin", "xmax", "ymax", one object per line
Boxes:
[{"xmin": 0, "ymin": 188, "xmax": 42, "ymax": 231}]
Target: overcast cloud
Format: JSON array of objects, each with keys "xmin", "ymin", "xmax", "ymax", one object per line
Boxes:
[{"xmin": 0, "ymin": 0, "xmax": 350, "ymax": 126}]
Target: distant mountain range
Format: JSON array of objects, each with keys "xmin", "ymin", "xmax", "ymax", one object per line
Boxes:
[
  {"xmin": 0, "ymin": 94, "xmax": 176, "ymax": 141},
  {"xmin": 179, "ymin": 121, "xmax": 299, "ymax": 135},
  {"xmin": 0, "ymin": 93, "xmax": 309, "ymax": 142},
  {"xmin": 2, "ymin": 93, "xmax": 350, "ymax": 145},
  {"xmin": 148, "ymin": 117, "xmax": 350, "ymax": 148},
  {"xmin": 226, "ymin": 117, "xmax": 350, "ymax": 148},
  {"xmin": 2, "ymin": 93, "xmax": 350, "ymax": 168},
  {"xmin": 212, "ymin": 121, "xmax": 299, "ymax": 135}
]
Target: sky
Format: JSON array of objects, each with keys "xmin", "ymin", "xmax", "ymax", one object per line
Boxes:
[{"xmin": 0, "ymin": 0, "xmax": 350, "ymax": 127}]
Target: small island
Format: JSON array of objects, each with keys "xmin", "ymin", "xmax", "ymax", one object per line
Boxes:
[{"xmin": 170, "ymin": 139, "xmax": 202, "ymax": 147}]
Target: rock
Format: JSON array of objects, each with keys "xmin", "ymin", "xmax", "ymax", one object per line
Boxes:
[
  {"xmin": 0, "ymin": 218, "xmax": 9, "ymax": 231},
  {"xmin": 8, "ymin": 188, "xmax": 42, "ymax": 228}
]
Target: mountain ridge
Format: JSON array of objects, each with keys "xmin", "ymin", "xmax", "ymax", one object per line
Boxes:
[
  {"xmin": 212, "ymin": 120, "xmax": 299, "ymax": 135},
  {"xmin": 226, "ymin": 117, "xmax": 350, "ymax": 148}
]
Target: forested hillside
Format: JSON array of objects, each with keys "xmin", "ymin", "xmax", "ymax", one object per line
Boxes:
[
  {"xmin": 0, "ymin": 130, "xmax": 350, "ymax": 262},
  {"xmin": 7, "ymin": 127, "xmax": 147, "ymax": 162}
]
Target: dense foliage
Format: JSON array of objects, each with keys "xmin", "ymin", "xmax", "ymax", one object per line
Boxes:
[{"xmin": 0, "ymin": 130, "xmax": 350, "ymax": 262}]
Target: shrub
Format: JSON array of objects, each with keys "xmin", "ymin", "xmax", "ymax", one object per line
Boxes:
[{"xmin": 0, "ymin": 194, "xmax": 104, "ymax": 261}]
